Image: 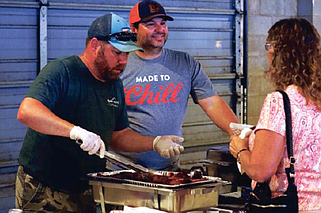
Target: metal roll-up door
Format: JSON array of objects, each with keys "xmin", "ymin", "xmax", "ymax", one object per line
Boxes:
[
  {"xmin": 0, "ymin": 1, "xmax": 39, "ymax": 211},
  {"xmin": 0, "ymin": 0, "xmax": 245, "ymax": 210},
  {"xmin": 44, "ymin": 0, "xmax": 245, "ymax": 156}
]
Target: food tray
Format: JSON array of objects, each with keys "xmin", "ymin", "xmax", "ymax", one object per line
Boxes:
[
  {"xmin": 87, "ymin": 170, "xmax": 221, "ymax": 188},
  {"xmin": 88, "ymin": 170, "xmax": 230, "ymax": 213}
]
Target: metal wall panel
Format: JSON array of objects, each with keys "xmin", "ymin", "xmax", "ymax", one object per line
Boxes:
[{"xmin": 0, "ymin": 0, "xmax": 245, "ymax": 211}]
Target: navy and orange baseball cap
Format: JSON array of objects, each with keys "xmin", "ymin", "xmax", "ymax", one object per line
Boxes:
[{"xmin": 129, "ymin": 0, "xmax": 174, "ymax": 24}]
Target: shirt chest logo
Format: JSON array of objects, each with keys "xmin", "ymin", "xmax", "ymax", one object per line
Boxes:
[
  {"xmin": 107, "ymin": 97, "xmax": 119, "ymax": 108},
  {"xmin": 124, "ymin": 82, "xmax": 183, "ymax": 105}
]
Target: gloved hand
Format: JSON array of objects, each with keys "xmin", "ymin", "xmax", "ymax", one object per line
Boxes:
[
  {"xmin": 69, "ymin": 126, "xmax": 106, "ymax": 158},
  {"xmin": 153, "ymin": 135, "xmax": 184, "ymax": 158}
]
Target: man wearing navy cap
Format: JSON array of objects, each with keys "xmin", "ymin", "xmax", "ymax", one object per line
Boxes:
[
  {"xmin": 110, "ymin": 0, "xmax": 239, "ymax": 171},
  {"xmin": 15, "ymin": 13, "xmax": 184, "ymax": 213}
]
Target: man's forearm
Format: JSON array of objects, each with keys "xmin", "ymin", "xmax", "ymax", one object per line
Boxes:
[
  {"xmin": 110, "ymin": 128, "xmax": 154, "ymax": 152},
  {"xmin": 199, "ymin": 95, "xmax": 239, "ymax": 136},
  {"xmin": 17, "ymin": 97, "xmax": 74, "ymax": 137}
]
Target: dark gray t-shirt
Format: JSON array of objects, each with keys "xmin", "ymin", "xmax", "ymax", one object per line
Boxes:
[
  {"xmin": 114, "ymin": 48, "xmax": 216, "ymax": 170},
  {"xmin": 19, "ymin": 55, "xmax": 129, "ymax": 191}
]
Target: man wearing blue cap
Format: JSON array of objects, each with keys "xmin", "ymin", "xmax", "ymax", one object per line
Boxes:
[{"xmin": 15, "ymin": 13, "xmax": 184, "ymax": 213}]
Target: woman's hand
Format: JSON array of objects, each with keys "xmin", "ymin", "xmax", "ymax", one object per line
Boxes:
[
  {"xmin": 229, "ymin": 129, "xmax": 285, "ymax": 182},
  {"xmin": 229, "ymin": 135, "xmax": 249, "ymax": 158}
]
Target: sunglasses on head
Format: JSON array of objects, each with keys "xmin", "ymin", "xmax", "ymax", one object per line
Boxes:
[
  {"xmin": 109, "ymin": 32, "xmax": 137, "ymax": 42},
  {"xmin": 97, "ymin": 32, "xmax": 137, "ymax": 43}
]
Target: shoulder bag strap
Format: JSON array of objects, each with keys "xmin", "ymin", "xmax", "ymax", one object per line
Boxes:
[
  {"xmin": 277, "ymin": 90, "xmax": 295, "ymax": 182},
  {"xmin": 277, "ymin": 90, "xmax": 299, "ymax": 212}
]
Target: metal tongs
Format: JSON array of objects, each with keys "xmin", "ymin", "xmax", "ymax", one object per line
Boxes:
[{"xmin": 76, "ymin": 140, "xmax": 161, "ymax": 176}]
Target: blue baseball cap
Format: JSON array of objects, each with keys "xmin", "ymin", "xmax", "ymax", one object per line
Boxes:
[{"xmin": 88, "ymin": 13, "xmax": 143, "ymax": 52}]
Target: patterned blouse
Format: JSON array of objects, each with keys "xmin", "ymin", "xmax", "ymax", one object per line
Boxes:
[{"xmin": 249, "ymin": 85, "xmax": 321, "ymax": 211}]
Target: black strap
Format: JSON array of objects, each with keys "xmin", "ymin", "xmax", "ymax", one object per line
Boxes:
[
  {"xmin": 277, "ymin": 90, "xmax": 294, "ymax": 158},
  {"xmin": 277, "ymin": 90, "xmax": 295, "ymax": 180}
]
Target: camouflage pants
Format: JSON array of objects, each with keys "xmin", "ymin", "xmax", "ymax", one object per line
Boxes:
[{"xmin": 15, "ymin": 166, "xmax": 96, "ymax": 213}]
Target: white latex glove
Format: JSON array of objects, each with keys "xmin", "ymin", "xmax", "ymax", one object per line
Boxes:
[
  {"xmin": 153, "ymin": 135, "xmax": 184, "ymax": 158},
  {"xmin": 69, "ymin": 126, "xmax": 106, "ymax": 158}
]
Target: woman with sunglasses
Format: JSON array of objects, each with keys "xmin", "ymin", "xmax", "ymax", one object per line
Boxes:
[{"xmin": 229, "ymin": 18, "xmax": 321, "ymax": 211}]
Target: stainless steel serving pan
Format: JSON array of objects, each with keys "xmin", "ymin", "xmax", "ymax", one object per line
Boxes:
[
  {"xmin": 88, "ymin": 170, "xmax": 221, "ymax": 188},
  {"xmin": 88, "ymin": 170, "xmax": 230, "ymax": 213}
]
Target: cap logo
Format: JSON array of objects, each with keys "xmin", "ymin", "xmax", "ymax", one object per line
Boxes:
[{"xmin": 148, "ymin": 4, "xmax": 161, "ymax": 14}]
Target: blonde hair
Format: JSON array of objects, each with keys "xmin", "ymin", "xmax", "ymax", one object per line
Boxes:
[{"xmin": 266, "ymin": 18, "xmax": 321, "ymax": 108}]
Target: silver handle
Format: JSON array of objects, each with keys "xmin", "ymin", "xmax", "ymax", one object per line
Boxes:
[{"xmin": 76, "ymin": 139, "xmax": 155, "ymax": 174}]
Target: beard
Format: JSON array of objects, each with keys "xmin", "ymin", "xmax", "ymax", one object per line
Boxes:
[
  {"xmin": 138, "ymin": 32, "xmax": 168, "ymax": 49},
  {"xmin": 93, "ymin": 47, "xmax": 125, "ymax": 81}
]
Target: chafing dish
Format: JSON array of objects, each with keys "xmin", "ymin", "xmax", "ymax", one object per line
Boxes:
[{"xmin": 88, "ymin": 170, "xmax": 230, "ymax": 213}]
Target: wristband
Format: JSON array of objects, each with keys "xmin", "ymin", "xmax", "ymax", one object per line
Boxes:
[
  {"xmin": 236, "ymin": 148, "xmax": 249, "ymax": 162},
  {"xmin": 152, "ymin": 136, "xmax": 162, "ymax": 150}
]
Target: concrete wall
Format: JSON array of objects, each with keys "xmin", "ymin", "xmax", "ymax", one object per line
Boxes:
[
  {"xmin": 247, "ymin": 0, "xmax": 297, "ymax": 125},
  {"xmin": 312, "ymin": 1, "xmax": 321, "ymax": 35},
  {"xmin": 247, "ymin": 0, "xmax": 321, "ymax": 125}
]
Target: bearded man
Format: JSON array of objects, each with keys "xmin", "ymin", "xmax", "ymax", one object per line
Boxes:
[{"xmin": 15, "ymin": 13, "xmax": 184, "ymax": 213}]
